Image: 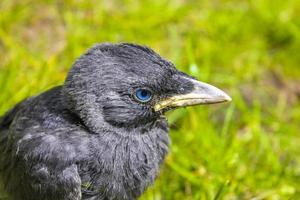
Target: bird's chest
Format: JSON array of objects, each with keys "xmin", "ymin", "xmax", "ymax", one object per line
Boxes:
[{"xmin": 79, "ymin": 132, "xmax": 169, "ymax": 200}]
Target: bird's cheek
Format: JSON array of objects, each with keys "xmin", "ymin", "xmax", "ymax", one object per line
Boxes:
[{"xmin": 102, "ymin": 103, "xmax": 147, "ymax": 127}]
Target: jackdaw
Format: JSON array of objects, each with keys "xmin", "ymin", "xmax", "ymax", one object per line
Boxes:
[{"xmin": 0, "ymin": 43, "xmax": 231, "ymax": 200}]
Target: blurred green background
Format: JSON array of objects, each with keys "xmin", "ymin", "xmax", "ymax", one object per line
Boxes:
[{"xmin": 1, "ymin": 0, "xmax": 300, "ymax": 199}]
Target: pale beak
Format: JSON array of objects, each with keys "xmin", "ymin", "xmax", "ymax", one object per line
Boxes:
[{"xmin": 154, "ymin": 78, "xmax": 231, "ymax": 112}]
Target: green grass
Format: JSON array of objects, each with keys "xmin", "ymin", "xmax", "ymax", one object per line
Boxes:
[{"xmin": 1, "ymin": 0, "xmax": 300, "ymax": 199}]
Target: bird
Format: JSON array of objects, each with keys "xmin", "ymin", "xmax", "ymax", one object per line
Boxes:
[{"xmin": 0, "ymin": 43, "xmax": 231, "ymax": 200}]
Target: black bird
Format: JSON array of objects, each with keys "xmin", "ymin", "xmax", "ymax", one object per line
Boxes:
[{"xmin": 0, "ymin": 43, "xmax": 231, "ymax": 200}]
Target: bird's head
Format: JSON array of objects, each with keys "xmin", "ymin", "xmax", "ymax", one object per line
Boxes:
[{"xmin": 63, "ymin": 43, "xmax": 231, "ymax": 132}]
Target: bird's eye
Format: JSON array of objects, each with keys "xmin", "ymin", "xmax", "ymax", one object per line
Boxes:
[{"xmin": 134, "ymin": 89, "xmax": 153, "ymax": 103}]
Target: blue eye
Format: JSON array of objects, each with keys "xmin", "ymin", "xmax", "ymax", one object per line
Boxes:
[{"xmin": 134, "ymin": 89, "xmax": 152, "ymax": 103}]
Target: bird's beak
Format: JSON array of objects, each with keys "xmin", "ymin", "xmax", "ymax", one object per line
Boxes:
[{"xmin": 154, "ymin": 78, "xmax": 231, "ymax": 112}]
